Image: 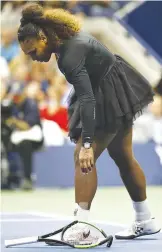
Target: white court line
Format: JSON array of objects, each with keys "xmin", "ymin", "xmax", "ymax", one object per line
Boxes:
[
  {"xmin": 28, "ymin": 211, "xmax": 127, "ymax": 228},
  {"xmin": 2, "ymin": 212, "xmax": 162, "ymax": 233},
  {"xmin": 1, "ymin": 219, "xmax": 58, "ymax": 222},
  {"xmin": 1, "ymin": 212, "xmax": 30, "ymax": 215},
  {"xmin": 28, "ymin": 212, "xmax": 162, "ymax": 233},
  {"xmin": 1, "ymin": 211, "xmax": 127, "ymax": 227},
  {"xmin": 1, "ymin": 212, "xmax": 64, "ymax": 219}
]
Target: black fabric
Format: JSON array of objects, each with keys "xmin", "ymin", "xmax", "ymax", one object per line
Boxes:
[
  {"xmin": 68, "ymin": 56, "xmax": 154, "ymax": 142},
  {"xmin": 100, "ymin": 55, "xmax": 154, "ymax": 130},
  {"xmin": 58, "ymin": 31, "xmax": 115, "ymax": 143},
  {"xmin": 57, "ymin": 32, "xmax": 154, "ymax": 142}
]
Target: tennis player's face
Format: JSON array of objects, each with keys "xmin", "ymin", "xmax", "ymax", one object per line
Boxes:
[{"xmin": 20, "ymin": 36, "xmax": 52, "ymax": 62}]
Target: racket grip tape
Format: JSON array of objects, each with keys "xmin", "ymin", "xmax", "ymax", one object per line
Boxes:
[{"xmin": 5, "ymin": 236, "xmax": 38, "ymax": 247}]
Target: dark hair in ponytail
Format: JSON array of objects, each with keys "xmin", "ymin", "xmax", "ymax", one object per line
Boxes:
[{"xmin": 18, "ymin": 3, "xmax": 81, "ymax": 45}]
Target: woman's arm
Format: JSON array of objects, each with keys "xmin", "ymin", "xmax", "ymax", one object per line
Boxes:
[{"xmin": 61, "ymin": 43, "xmax": 96, "ymax": 145}]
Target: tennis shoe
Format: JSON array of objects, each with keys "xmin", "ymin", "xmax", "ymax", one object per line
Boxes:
[{"xmin": 115, "ymin": 218, "xmax": 161, "ymax": 239}]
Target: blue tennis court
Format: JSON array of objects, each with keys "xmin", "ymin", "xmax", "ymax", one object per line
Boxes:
[{"xmin": 1, "ymin": 213, "xmax": 162, "ymax": 252}]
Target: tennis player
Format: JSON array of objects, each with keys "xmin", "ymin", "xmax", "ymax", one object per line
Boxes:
[{"xmin": 17, "ymin": 3, "xmax": 160, "ymax": 240}]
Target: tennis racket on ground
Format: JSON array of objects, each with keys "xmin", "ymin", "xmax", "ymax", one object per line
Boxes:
[{"xmin": 5, "ymin": 220, "xmax": 113, "ymax": 249}]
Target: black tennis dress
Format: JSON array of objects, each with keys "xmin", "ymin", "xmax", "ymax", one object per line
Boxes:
[{"xmin": 57, "ymin": 31, "xmax": 154, "ymax": 144}]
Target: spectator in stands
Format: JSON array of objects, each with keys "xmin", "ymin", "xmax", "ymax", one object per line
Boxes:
[
  {"xmin": 133, "ymin": 76, "xmax": 162, "ymax": 165},
  {"xmin": 40, "ymin": 84, "xmax": 69, "ymax": 135},
  {"xmin": 133, "ymin": 77, "xmax": 162, "ymax": 143},
  {"xmin": 0, "ymin": 56, "xmax": 10, "ymax": 100},
  {"xmin": 67, "ymin": 1, "xmax": 111, "ymax": 17},
  {"xmin": 1, "ymin": 28, "xmax": 20, "ymax": 63},
  {"xmin": 0, "ymin": 56, "xmax": 11, "ymax": 189},
  {"xmin": 5, "ymin": 87, "xmax": 43, "ymax": 190},
  {"xmin": 150, "ymin": 94, "xmax": 162, "ymax": 165},
  {"xmin": 1, "ymin": 0, "xmax": 25, "ymax": 26}
]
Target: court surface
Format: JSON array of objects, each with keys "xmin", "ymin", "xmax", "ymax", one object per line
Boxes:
[
  {"xmin": 1, "ymin": 212, "xmax": 162, "ymax": 252},
  {"xmin": 1, "ymin": 187, "xmax": 162, "ymax": 252}
]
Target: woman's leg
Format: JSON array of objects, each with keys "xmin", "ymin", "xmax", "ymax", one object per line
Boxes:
[
  {"xmin": 74, "ymin": 132, "xmax": 116, "ymax": 211},
  {"xmin": 107, "ymin": 126, "xmax": 147, "ymax": 202},
  {"xmin": 107, "ymin": 126, "xmax": 161, "ymax": 238},
  {"xmin": 65, "ymin": 133, "xmax": 116, "ymax": 239}
]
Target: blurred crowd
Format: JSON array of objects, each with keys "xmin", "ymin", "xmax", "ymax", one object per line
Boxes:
[{"xmin": 1, "ymin": 1, "xmax": 162, "ymax": 190}]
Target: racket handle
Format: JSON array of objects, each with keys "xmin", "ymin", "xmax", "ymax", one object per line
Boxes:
[{"xmin": 5, "ymin": 236, "xmax": 38, "ymax": 247}]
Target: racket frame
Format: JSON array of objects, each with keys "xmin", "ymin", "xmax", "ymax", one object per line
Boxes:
[
  {"xmin": 44, "ymin": 220, "xmax": 113, "ymax": 248},
  {"xmin": 5, "ymin": 220, "xmax": 113, "ymax": 249}
]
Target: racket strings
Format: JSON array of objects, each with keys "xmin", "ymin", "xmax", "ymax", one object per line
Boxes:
[{"xmin": 63, "ymin": 223, "xmax": 101, "ymax": 245}]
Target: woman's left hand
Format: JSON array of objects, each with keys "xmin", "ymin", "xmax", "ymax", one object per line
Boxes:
[{"xmin": 79, "ymin": 147, "xmax": 94, "ymax": 174}]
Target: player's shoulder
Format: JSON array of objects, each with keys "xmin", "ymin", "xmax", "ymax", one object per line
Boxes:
[
  {"xmin": 72, "ymin": 31, "xmax": 96, "ymax": 44},
  {"xmin": 62, "ymin": 31, "xmax": 94, "ymax": 56},
  {"xmin": 58, "ymin": 32, "xmax": 89, "ymax": 71}
]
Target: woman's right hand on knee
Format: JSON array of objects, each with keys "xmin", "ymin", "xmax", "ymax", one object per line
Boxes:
[{"xmin": 79, "ymin": 147, "xmax": 94, "ymax": 174}]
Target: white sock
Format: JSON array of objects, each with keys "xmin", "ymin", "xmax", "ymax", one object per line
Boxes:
[
  {"xmin": 74, "ymin": 203, "xmax": 90, "ymax": 222},
  {"xmin": 133, "ymin": 199, "xmax": 151, "ymax": 222}
]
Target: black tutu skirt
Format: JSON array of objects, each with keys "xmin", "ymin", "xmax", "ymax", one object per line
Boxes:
[{"xmin": 68, "ymin": 55, "xmax": 154, "ymax": 141}]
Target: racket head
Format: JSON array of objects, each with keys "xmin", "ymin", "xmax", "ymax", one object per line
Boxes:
[
  {"xmin": 61, "ymin": 221, "xmax": 113, "ymax": 248},
  {"xmin": 62, "ymin": 220, "xmax": 107, "ymax": 240},
  {"xmin": 39, "ymin": 221, "xmax": 113, "ymax": 249}
]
